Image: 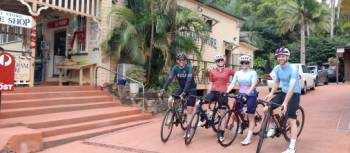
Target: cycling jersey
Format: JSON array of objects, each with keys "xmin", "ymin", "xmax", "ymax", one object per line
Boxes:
[
  {"xmin": 163, "ymin": 64, "xmax": 197, "ymax": 92},
  {"xmin": 228, "ymin": 69, "xmax": 258, "ymax": 96},
  {"xmin": 273, "ymin": 64, "xmax": 301, "ymax": 94},
  {"xmin": 209, "ymin": 67, "xmax": 235, "ymax": 93}
]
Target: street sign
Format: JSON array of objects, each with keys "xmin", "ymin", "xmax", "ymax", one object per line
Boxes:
[{"xmin": 0, "ymin": 52, "xmax": 15, "ymax": 91}]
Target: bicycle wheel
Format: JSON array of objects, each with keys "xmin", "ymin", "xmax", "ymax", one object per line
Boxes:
[
  {"xmin": 253, "ymin": 101, "xmax": 265, "ymax": 135},
  {"xmin": 256, "ymin": 111, "xmax": 271, "ymax": 153},
  {"xmin": 160, "ymin": 109, "xmax": 175, "ymax": 142},
  {"xmin": 184, "ymin": 112, "xmax": 200, "ymax": 145},
  {"xmin": 211, "ymin": 108, "xmax": 223, "ymax": 133},
  {"xmin": 282, "ymin": 106, "xmax": 305, "ymax": 141},
  {"xmin": 175, "ymin": 99, "xmax": 187, "ymax": 130},
  {"xmin": 217, "ymin": 110, "xmax": 239, "ymax": 147}
]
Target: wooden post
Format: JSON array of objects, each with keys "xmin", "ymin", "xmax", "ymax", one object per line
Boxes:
[
  {"xmin": 79, "ymin": 68, "xmax": 83, "ymax": 86},
  {"xmin": 29, "ymin": 1, "xmax": 38, "ymax": 87}
]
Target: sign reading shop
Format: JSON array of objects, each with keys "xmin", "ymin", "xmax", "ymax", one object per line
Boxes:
[{"xmin": 0, "ymin": 10, "xmax": 33, "ymax": 29}]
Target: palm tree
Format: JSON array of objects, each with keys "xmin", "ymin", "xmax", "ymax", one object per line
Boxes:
[
  {"xmin": 104, "ymin": 0, "xmax": 208, "ymax": 83},
  {"xmin": 276, "ymin": 0, "xmax": 330, "ymax": 64}
]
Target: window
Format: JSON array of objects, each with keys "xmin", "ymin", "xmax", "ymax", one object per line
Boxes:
[
  {"xmin": 0, "ymin": 34, "xmax": 21, "ymax": 44},
  {"xmin": 206, "ymin": 20, "xmax": 213, "ymax": 32},
  {"xmin": 76, "ymin": 16, "xmax": 86, "ymax": 52}
]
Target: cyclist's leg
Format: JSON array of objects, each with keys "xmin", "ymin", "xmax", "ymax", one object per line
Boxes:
[
  {"xmin": 285, "ymin": 93, "xmax": 300, "ymax": 151},
  {"xmin": 241, "ymin": 94, "xmax": 258, "ymax": 144},
  {"xmin": 217, "ymin": 93, "xmax": 229, "ymax": 139},
  {"xmin": 169, "ymin": 88, "xmax": 182, "ymax": 106},
  {"xmin": 186, "ymin": 89, "xmax": 197, "ymax": 124},
  {"xmin": 267, "ymin": 92, "xmax": 285, "ymax": 137}
]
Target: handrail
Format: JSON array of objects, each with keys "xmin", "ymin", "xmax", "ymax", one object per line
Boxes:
[{"xmin": 95, "ymin": 66, "xmax": 145, "ymax": 113}]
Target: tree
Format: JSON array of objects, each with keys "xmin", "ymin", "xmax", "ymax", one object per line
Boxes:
[
  {"xmin": 105, "ymin": 0, "xmax": 208, "ymax": 84},
  {"xmin": 276, "ymin": 0, "xmax": 330, "ymax": 64}
]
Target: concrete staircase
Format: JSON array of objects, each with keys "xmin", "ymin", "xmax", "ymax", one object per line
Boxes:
[{"xmin": 0, "ymin": 86, "xmax": 152, "ymax": 151}]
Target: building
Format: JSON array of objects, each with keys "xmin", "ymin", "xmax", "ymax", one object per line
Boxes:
[
  {"xmin": 178, "ymin": 0, "xmax": 258, "ymax": 90},
  {"xmin": 0, "ymin": 0, "xmax": 126, "ymax": 87},
  {"xmin": 337, "ymin": 44, "xmax": 350, "ymax": 82},
  {"xmin": 0, "ymin": 0, "xmax": 257, "ymax": 89}
]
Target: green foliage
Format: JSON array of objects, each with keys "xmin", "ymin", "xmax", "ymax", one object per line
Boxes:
[
  {"xmin": 253, "ymin": 57, "xmax": 266, "ymax": 69},
  {"xmin": 126, "ymin": 66, "xmax": 147, "ymax": 83}
]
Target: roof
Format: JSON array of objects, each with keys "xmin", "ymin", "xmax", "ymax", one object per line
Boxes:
[{"xmin": 193, "ymin": 0, "xmax": 244, "ymax": 21}]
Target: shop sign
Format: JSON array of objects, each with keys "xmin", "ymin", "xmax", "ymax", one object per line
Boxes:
[
  {"xmin": 0, "ymin": 10, "xmax": 33, "ymax": 29},
  {"xmin": 15, "ymin": 57, "xmax": 30, "ymax": 83},
  {"xmin": 48, "ymin": 18, "xmax": 69, "ymax": 29}
]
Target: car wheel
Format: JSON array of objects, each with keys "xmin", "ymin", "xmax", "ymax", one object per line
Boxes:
[
  {"xmin": 301, "ymin": 83, "xmax": 307, "ymax": 95},
  {"xmin": 324, "ymin": 80, "xmax": 328, "ymax": 85},
  {"xmin": 311, "ymin": 80, "xmax": 316, "ymax": 90},
  {"xmin": 315, "ymin": 78, "xmax": 319, "ymax": 87}
]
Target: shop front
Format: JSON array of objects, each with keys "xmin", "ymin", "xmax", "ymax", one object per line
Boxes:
[{"xmin": 0, "ymin": 0, "xmax": 111, "ymax": 87}]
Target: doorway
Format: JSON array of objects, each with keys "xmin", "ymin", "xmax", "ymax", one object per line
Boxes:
[{"xmin": 53, "ymin": 30, "xmax": 66, "ymax": 76}]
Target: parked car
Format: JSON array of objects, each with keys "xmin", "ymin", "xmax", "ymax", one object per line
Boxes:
[
  {"xmin": 266, "ymin": 63, "xmax": 316, "ymax": 94},
  {"xmin": 307, "ymin": 65, "xmax": 328, "ymax": 85},
  {"xmin": 323, "ymin": 64, "xmax": 344, "ymax": 82}
]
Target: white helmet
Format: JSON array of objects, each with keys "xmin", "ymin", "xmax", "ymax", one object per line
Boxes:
[
  {"xmin": 214, "ymin": 55, "xmax": 225, "ymax": 62},
  {"xmin": 240, "ymin": 55, "xmax": 252, "ymax": 62}
]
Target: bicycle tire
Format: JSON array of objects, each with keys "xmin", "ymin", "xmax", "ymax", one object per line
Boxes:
[
  {"xmin": 211, "ymin": 108, "xmax": 222, "ymax": 133},
  {"xmin": 160, "ymin": 109, "xmax": 175, "ymax": 142},
  {"xmin": 217, "ymin": 110, "xmax": 239, "ymax": 147},
  {"xmin": 256, "ymin": 110, "xmax": 271, "ymax": 153},
  {"xmin": 175, "ymin": 99, "xmax": 187, "ymax": 130},
  {"xmin": 184, "ymin": 112, "xmax": 200, "ymax": 145},
  {"xmin": 253, "ymin": 101, "xmax": 265, "ymax": 135},
  {"xmin": 282, "ymin": 106, "xmax": 305, "ymax": 141}
]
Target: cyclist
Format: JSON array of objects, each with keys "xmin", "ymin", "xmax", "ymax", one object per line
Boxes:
[
  {"xmin": 202, "ymin": 55, "xmax": 234, "ymax": 139},
  {"xmin": 265, "ymin": 47, "xmax": 301, "ymax": 153},
  {"xmin": 225, "ymin": 54, "xmax": 259, "ymax": 145},
  {"xmin": 160, "ymin": 52, "xmax": 197, "ymax": 132}
]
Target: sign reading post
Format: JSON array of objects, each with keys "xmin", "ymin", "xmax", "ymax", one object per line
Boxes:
[{"xmin": 0, "ymin": 52, "xmax": 16, "ymax": 91}]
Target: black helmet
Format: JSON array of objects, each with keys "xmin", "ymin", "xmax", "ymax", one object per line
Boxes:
[{"xmin": 176, "ymin": 52, "xmax": 187, "ymax": 59}]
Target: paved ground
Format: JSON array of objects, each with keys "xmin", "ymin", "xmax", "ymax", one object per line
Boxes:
[{"xmin": 41, "ymin": 83, "xmax": 350, "ymax": 153}]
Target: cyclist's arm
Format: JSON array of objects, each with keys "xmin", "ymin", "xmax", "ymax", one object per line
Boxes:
[
  {"xmin": 270, "ymin": 67, "xmax": 280, "ymax": 95},
  {"xmin": 183, "ymin": 66, "xmax": 194, "ymax": 93},
  {"xmin": 162, "ymin": 67, "xmax": 176, "ymax": 90},
  {"xmin": 247, "ymin": 71, "xmax": 258, "ymax": 95},
  {"xmin": 283, "ymin": 67, "xmax": 299, "ymax": 105},
  {"xmin": 227, "ymin": 72, "xmax": 238, "ymax": 93}
]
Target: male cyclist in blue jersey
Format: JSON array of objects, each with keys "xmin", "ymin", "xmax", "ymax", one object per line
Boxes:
[
  {"xmin": 265, "ymin": 47, "xmax": 301, "ymax": 153},
  {"xmin": 160, "ymin": 52, "xmax": 197, "ymax": 131}
]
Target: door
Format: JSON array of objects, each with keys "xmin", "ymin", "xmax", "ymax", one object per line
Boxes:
[
  {"xmin": 53, "ymin": 30, "xmax": 66, "ymax": 76},
  {"xmin": 225, "ymin": 49, "xmax": 232, "ymax": 66}
]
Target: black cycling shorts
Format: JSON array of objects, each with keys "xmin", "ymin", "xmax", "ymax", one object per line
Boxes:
[
  {"xmin": 204, "ymin": 91, "xmax": 229, "ymax": 109},
  {"xmin": 271, "ymin": 92, "xmax": 300, "ymax": 119},
  {"xmin": 174, "ymin": 88, "xmax": 197, "ymax": 107}
]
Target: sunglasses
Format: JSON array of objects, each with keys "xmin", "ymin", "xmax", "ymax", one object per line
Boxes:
[
  {"xmin": 177, "ymin": 58, "xmax": 186, "ymax": 61},
  {"xmin": 215, "ymin": 59, "xmax": 224, "ymax": 62},
  {"xmin": 240, "ymin": 61, "xmax": 250, "ymax": 65}
]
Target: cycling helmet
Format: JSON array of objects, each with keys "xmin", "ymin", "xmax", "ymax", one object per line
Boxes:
[
  {"xmin": 275, "ymin": 47, "xmax": 290, "ymax": 56},
  {"xmin": 239, "ymin": 55, "xmax": 252, "ymax": 62},
  {"xmin": 214, "ymin": 54, "xmax": 225, "ymax": 62},
  {"xmin": 176, "ymin": 52, "xmax": 187, "ymax": 59}
]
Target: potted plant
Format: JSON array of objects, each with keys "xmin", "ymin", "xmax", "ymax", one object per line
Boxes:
[{"xmin": 126, "ymin": 66, "xmax": 146, "ymax": 94}]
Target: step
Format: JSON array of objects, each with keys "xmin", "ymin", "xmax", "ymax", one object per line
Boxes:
[
  {"xmin": 2, "ymin": 96, "xmax": 113, "ymax": 109},
  {"xmin": 28, "ymin": 107, "xmax": 142, "ymax": 129},
  {"xmin": 40, "ymin": 113, "xmax": 152, "ymax": 137},
  {"xmin": 0, "ymin": 102, "xmax": 119, "ymax": 119},
  {"xmin": 10, "ymin": 86, "xmax": 97, "ymax": 93},
  {"xmin": 2, "ymin": 90, "xmax": 108, "ymax": 101},
  {"xmin": 43, "ymin": 119, "xmax": 153, "ymax": 149}
]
